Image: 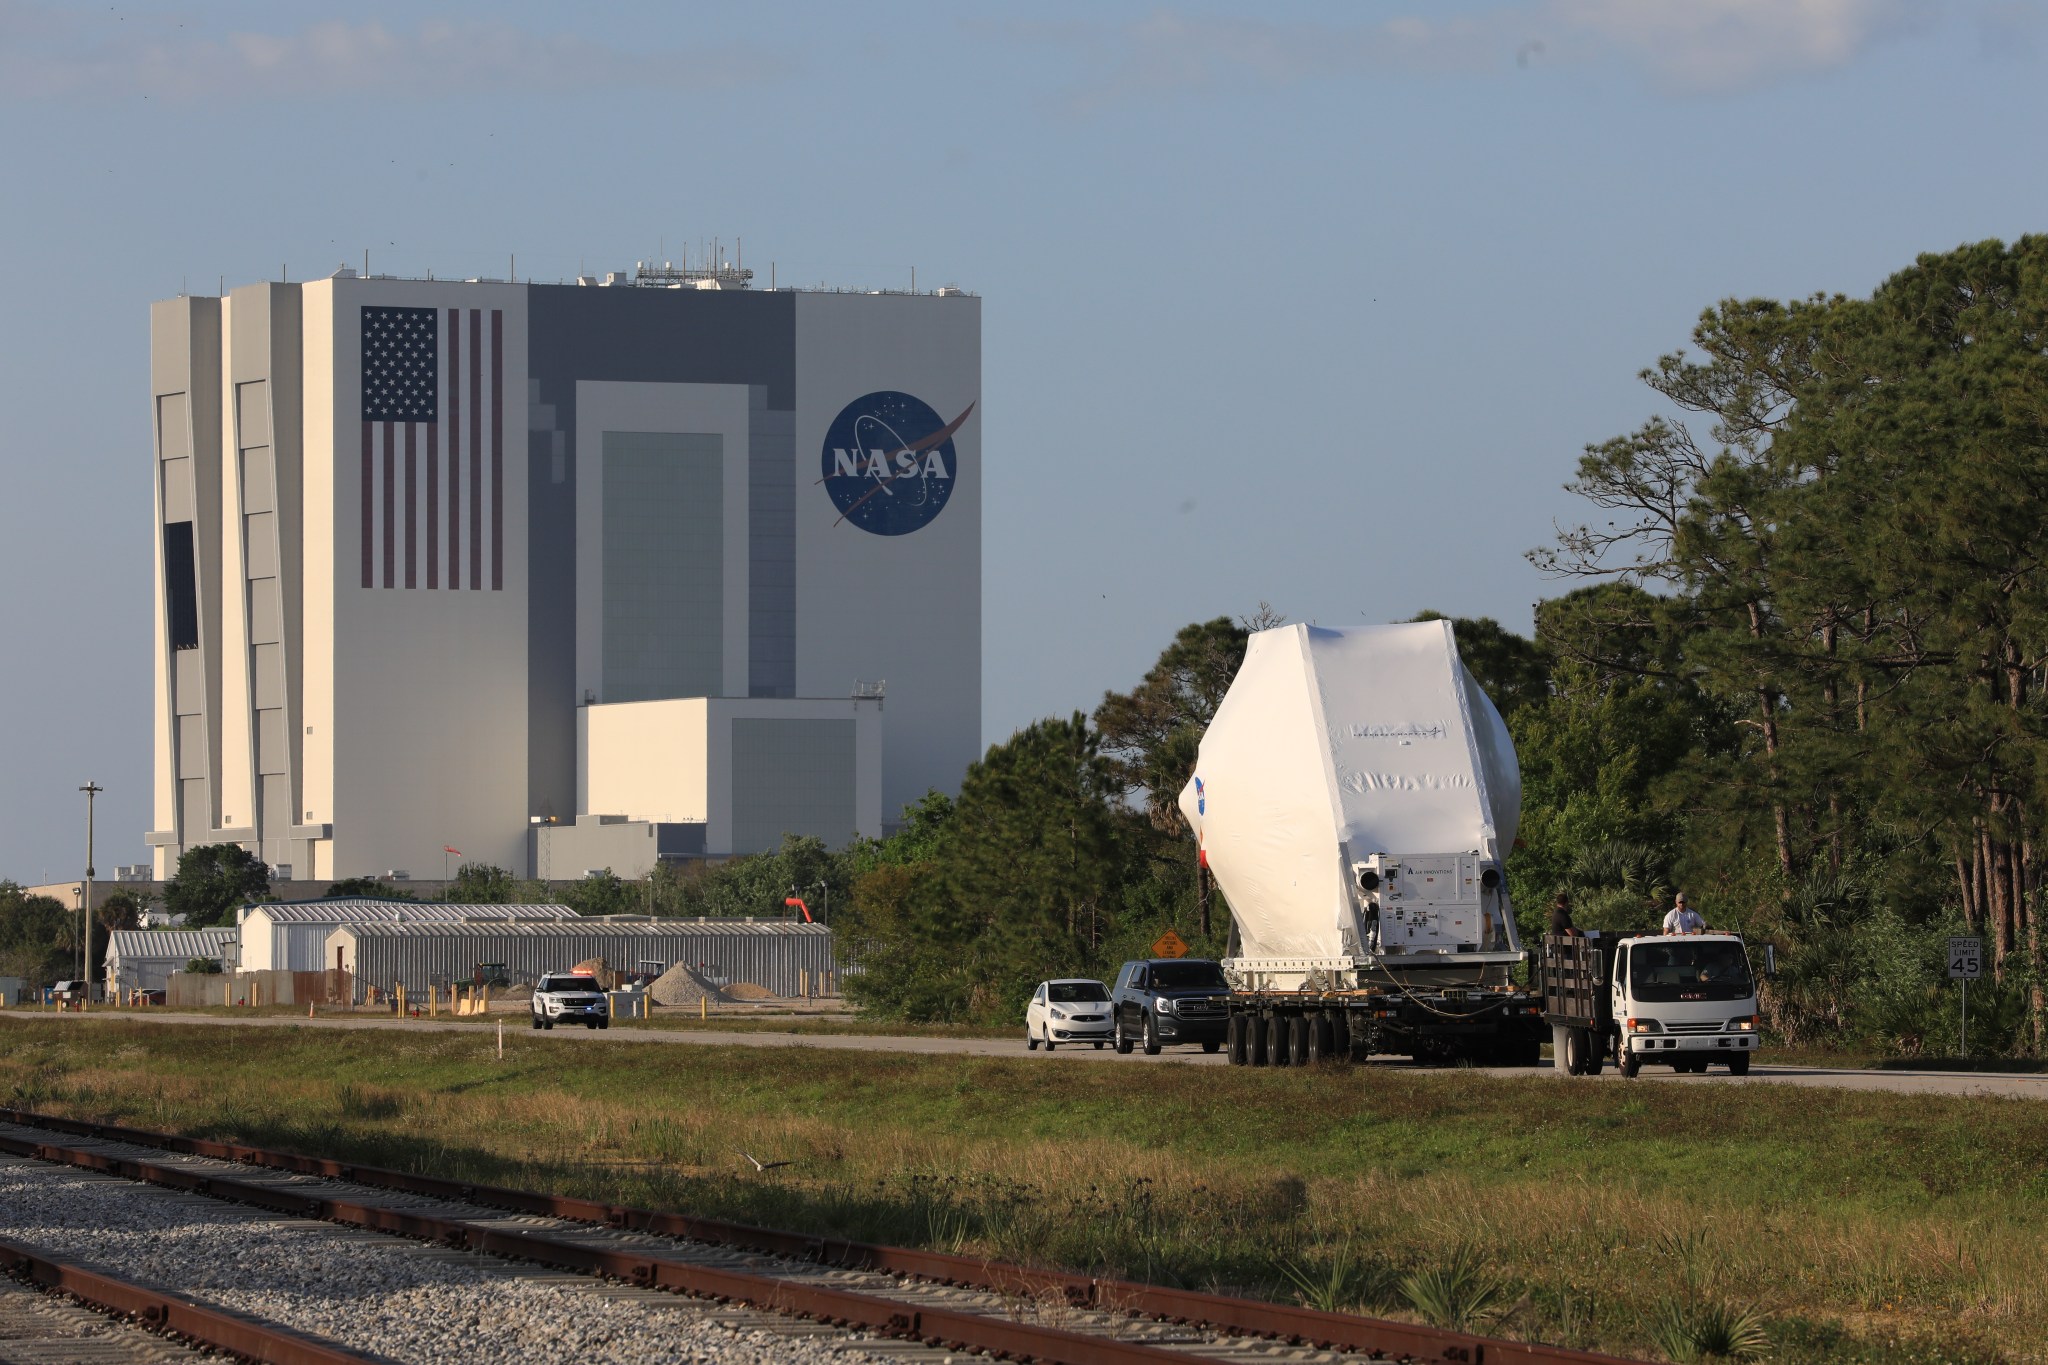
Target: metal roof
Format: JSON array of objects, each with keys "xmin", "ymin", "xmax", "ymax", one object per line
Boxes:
[
  {"xmin": 244, "ymin": 899, "xmax": 579, "ymax": 924},
  {"xmin": 332, "ymin": 918, "xmax": 826, "ymax": 940},
  {"xmin": 105, "ymin": 928, "xmax": 239, "ymax": 961}
]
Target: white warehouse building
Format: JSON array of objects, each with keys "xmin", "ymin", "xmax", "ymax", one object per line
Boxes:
[
  {"xmin": 236, "ymin": 898, "xmax": 581, "ymax": 973},
  {"xmin": 146, "ymin": 260, "xmax": 981, "ymax": 880}
]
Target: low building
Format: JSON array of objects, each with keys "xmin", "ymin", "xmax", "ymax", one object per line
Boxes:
[
  {"xmin": 238, "ymin": 898, "xmax": 580, "ymax": 973},
  {"xmin": 325, "ymin": 918, "xmax": 831, "ymax": 1002},
  {"xmin": 105, "ymin": 927, "xmax": 240, "ymax": 994}
]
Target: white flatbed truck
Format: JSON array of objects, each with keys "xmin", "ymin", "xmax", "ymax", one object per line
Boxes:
[{"xmin": 1539, "ymin": 930, "xmax": 1766, "ymax": 1076}]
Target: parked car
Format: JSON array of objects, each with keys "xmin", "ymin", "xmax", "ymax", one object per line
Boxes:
[
  {"xmin": 1111, "ymin": 959, "xmax": 1230, "ymax": 1054},
  {"xmin": 1024, "ymin": 978, "xmax": 1113, "ymax": 1050},
  {"xmin": 530, "ymin": 972, "xmax": 609, "ymax": 1030}
]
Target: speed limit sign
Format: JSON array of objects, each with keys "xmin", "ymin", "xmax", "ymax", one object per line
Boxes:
[{"xmin": 1948, "ymin": 936, "xmax": 1982, "ymax": 980}]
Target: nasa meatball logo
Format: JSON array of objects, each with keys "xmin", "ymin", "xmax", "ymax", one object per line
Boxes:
[{"xmin": 820, "ymin": 391, "xmax": 974, "ymax": 536}]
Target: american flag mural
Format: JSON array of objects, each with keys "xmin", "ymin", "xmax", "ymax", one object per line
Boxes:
[{"xmin": 359, "ymin": 305, "xmax": 503, "ymax": 591}]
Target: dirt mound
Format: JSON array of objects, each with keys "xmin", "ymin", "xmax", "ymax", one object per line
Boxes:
[
  {"xmin": 723, "ymin": 981, "xmax": 778, "ymax": 1001},
  {"xmin": 495, "ymin": 983, "xmax": 534, "ymax": 1000},
  {"xmin": 571, "ymin": 957, "xmax": 614, "ymax": 989},
  {"xmin": 649, "ymin": 962, "xmax": 729, "ymax": 1008}
]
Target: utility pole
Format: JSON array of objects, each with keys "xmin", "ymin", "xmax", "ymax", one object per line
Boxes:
[{"xmin": 80, "ymin": 781, "xmax": 101, "ymax": 1001}]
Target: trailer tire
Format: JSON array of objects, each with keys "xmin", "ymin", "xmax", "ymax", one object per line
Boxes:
[
  {"xmin": 1266, "ymin": 1014, "xmax": 1291, "ymax": 1067},
  {"xmin": 1307, "ymin": 1015, "xmax": 1334, "ymax": 1064},
  {"xmin": 1249, "ymin": 1014, "xmax": 1270, "ymax": 1067},
  {"xmin": 1142, "ymin": 1014, "xmax": 1162, "ymax": 1055},
  {"xmin": 1227, "ymin": 1014, "xmax": 1249, "ymax": 1066},
  {"xmin": 1729, "ymin": 1053, "xmax": 1750, "ymax": 1076},
  {"xmin": 1288, "ymin": 1013, "xmax": 1310, "ymax": 1064}
]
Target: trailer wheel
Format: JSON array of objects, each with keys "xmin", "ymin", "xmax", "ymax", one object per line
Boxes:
[
  {"xmin": 1266, "ymin": 1014, "xmax": 1291, "ymax": 1067},
  {"xmin": 1226, "ymin": 1014, "xmax": 1248, "ymax": 1066},
  {"xmin": 1249, "ymin": 1013, "xmax": 1270, "ymax": 1067},
  {"xmin": 1306, "ymin": 1015, "xmax": 1334, "ymax": 1064},
  {"xmin": 1330, "ymin": 1012, "xmax": 1352, "ymax": 1062},
  {"xmin": 1489, "ymin": 1035, "xmax": 1540, "ymax": 1067}
]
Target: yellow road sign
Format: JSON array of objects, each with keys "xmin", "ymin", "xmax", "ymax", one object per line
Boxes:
[{"xmin": 1151, "ymin": 928, "xmax": 1190, "ymax": 959}]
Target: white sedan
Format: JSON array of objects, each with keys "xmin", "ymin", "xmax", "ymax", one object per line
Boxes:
[{"xmin": 1025, "ymin": 978, "xmax": 1113, "ymax": 1050}]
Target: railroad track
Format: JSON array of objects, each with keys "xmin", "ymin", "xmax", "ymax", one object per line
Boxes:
[{"xmin": 0, "ymin": 1107, "xmax": 1641, "ymax": 1365}]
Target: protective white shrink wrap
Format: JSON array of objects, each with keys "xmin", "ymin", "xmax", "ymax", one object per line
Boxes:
[{"xmin": 1177, "ymin": 621, "xmax": 1521, "ymax": 964}]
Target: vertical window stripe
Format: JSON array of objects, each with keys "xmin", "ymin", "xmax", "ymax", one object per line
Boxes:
[
  {"xmin": 491, "ymin": 309, "xmax": 504, "ymax": 592},
  {"xmin": 469, "ymin": 308, "xmax": 483, "ymax": 591}
]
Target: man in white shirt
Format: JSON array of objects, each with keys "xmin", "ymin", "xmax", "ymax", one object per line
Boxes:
[{"xmin": 1662, "ymin": 892, "xmax": 1705, "ymax": 935}]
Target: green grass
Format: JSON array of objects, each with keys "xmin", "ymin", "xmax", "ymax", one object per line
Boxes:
[{"xmin": 0, "ymin": 1018, "xmax": 2038, "ymax": 1364}]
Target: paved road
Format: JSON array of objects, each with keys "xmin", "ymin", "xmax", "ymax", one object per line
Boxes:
[{"xmin": 8, "ymin": 1009, "xmax": 2046, "ymax": 1101}]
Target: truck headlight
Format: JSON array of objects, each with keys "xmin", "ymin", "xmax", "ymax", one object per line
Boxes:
[
  {"xmin": 1155, "ymin": 996, "xmax": 1175, "ymax": 1013},
  {"xmin": 1728, "ymin": 1016, "xmax": 1757, "ymax": 1031}
]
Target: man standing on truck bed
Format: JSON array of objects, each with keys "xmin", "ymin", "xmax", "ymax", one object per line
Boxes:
[
  {"xmin": 1663, "ymin": 892, "xmax": 1704, "ymax": 935},
  {"xmin": 1549, "ymin": 893, "xmax": 1578, "ymax": 936}
]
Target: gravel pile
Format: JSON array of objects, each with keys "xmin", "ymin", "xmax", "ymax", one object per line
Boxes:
[
  {"xmin": 0, "ymin": 1159, "xmax": 882, "ymax": 1365},
  {"xmin": 571, "ymin": 957, "xmax": 615, "ymax": 988},
  {"xmin": 649, "ymin": 963, "xmax": 730, "ymax": 1008},
  {"xmin": 723, "ymin": 982, "xmax": 778, "ymax": 1002}
]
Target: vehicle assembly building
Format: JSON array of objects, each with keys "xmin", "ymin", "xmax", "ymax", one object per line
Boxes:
[{"xmin": 146, "ymin": 261, "xmax": 981, "ymax": 881}]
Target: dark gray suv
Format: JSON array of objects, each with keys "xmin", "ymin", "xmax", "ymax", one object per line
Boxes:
[{"xmin": 1110, "ymin": 959, "xmax": 1229, "ymax": 1054}]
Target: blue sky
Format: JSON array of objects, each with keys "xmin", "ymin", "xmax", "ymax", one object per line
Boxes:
[{"xmin": 1, "ymin": 0, "xmax": 2044, "ymax": 881}]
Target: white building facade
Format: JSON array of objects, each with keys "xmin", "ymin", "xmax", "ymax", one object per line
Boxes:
[{"xmin": 148, "ymin": 270, "xmax": 981, "ymax": 880}]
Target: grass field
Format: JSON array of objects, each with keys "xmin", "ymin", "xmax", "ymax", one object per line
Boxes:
[{"xmin": 0, "ymin": 1019, "xmax": 2037, "ymax": 1364}]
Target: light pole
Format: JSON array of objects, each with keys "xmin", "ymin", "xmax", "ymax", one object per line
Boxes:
[{"xmin": 80, "ymin": 781, "xmax": 101, "ymax": 1000}]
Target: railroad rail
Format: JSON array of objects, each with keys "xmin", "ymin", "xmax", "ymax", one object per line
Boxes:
[
  {"xmin": 0, "ymin": 1106, "xmax": 1643, "ymax": 1365},
  {"xmin": 0, "ymin": 1232, "xmax": 372, "ymax": 1363}
]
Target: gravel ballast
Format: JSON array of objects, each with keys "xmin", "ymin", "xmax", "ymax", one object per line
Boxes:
[{"xmin": 0, "ymin": 1158, "xmax": 884, "ymax": 1365}]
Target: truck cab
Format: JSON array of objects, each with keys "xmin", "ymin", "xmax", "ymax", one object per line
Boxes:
[
  {"xmin": 1540, "ymin": 930, "xmax": 1763, "ymax": 1078},
  {"xmin": 1612, "ymin": 933, "xmax": 1760, "ymax": 1077}
]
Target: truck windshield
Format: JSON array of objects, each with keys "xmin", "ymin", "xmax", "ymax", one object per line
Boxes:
[
  {"xmin": 1149, "ymin": 962, "xmax": 1226, "ymax": 989},
  {"xmin": 1048, "ymin": 982, "xmax": 1109, "ymax": 1003},
  {"xmin": 1628, "ymin": 942, "xmax": 1753, "ymax": 1002}
]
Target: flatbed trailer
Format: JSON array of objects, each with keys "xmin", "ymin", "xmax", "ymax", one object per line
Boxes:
[{"xmin": 1221, "ymin": 984, "xmax": 1548, "ymax": 1066}]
